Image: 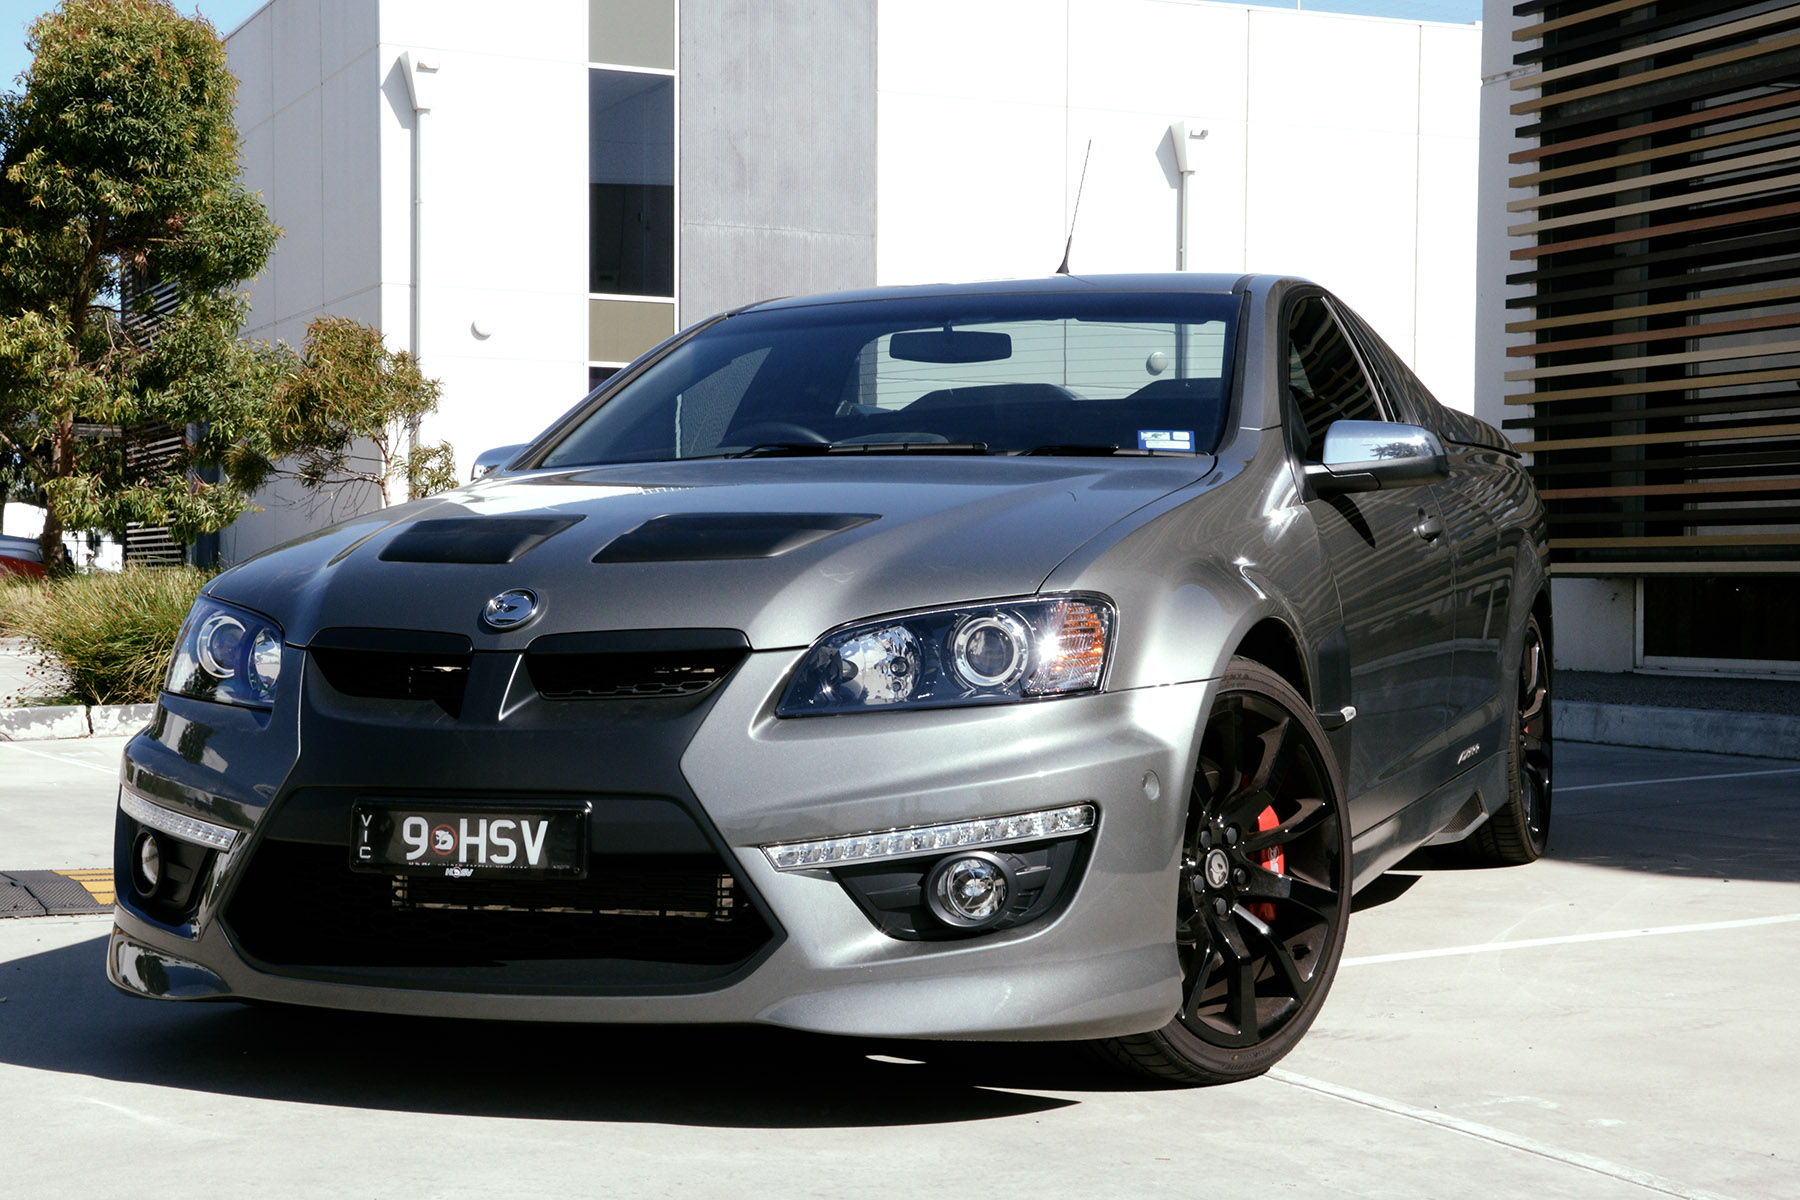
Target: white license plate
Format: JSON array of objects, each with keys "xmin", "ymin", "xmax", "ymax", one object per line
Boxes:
[{"xmin": 349, "ymin": 803, "xmax": 588, "ymax": 880}]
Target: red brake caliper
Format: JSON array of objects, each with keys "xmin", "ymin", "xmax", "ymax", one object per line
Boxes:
[{"xmin": 1251, "ymin": 806, "xmax": 1284, "ymax": 924}]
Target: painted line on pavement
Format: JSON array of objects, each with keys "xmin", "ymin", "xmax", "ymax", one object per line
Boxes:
[
  {"xmin": 1268, "ymin": 1069, "xmax": 1738, "ymax": 1200},
  {"xmin": 1560, "ymin": 766, "xmax": 1800, "ymax": 793},
  {"xmin": 0, "ymin": 741, "xmax": 117, "ymax": 774},
  {"xmin": 1342, "ymin": 912, "xmax": 1800, "ymax": 967}
]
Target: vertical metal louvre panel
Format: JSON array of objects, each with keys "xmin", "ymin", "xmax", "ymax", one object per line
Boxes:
[
  {"xmin": 1505, "ymin": 0, "xmax": 1800, "ymax": 573},
  {"xmin": 119, "ymin": 267, "xmax": 189, "ymax": 566}
]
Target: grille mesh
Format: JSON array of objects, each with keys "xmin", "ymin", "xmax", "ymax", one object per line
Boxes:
[{"xmin": 225, "ymin": 839, "xmax": 773, "ymax": 980}]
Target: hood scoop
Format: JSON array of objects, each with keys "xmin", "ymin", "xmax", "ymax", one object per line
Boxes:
[
  {"xmin": 379, "ymin": 515, "xmax": 585, "ymax": 564},
  {"xmin": 592, "ymin": 513, "xmax": 877, "ymax": 563}
]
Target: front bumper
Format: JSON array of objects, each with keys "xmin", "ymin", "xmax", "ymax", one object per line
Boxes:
[{"xmin": 110, "ymin": 650, "xmax": 1211, "ymax": 1041}]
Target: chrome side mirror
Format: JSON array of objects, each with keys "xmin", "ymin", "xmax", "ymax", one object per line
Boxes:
[
  {"xmin": 470, "ymin": 443, "xmax": 529, "ymax": 480},
  {"xmin": 1304, "ymin": 420, "xmax": 1448, "ymax": 496}
]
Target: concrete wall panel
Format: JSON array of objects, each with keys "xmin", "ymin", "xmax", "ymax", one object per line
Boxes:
[{"xmin": 679, "ymin": 0, "xmax": 877, "ymax": 324}]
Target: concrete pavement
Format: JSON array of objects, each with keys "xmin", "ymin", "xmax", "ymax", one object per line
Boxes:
[{"xmin": 0, "ymin": 738, "xmax": 1796, "ymax": 1196}]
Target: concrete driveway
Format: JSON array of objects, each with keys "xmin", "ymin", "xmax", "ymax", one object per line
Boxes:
[{"xmin": 0, "ymin": 739, "xmax": 1794, "ymax": 1198}]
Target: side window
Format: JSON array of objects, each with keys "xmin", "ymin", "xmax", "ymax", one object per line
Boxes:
[
  {"xmin": 1286, "ymin": 295, "xmax": 1382, "ymax": 460},
  {"xmin": 1333, "ymin": 302, "xmax": 1437, "ymax": 430}
]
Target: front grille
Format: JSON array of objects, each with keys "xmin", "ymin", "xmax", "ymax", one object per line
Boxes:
[
  {"xmin": 225, "ymin": 839, "xmax": 775, "ymax": 986},
  {"xmin": 309, "ymin": 630, "xmax": 473, "ymax": 717},
  {"xmin": 524, "ymin": 648, "xmax": 747, "ymax": 700}
]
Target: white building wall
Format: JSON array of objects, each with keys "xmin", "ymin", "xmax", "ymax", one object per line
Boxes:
[
  {"xmin": 221, "ymin": 0, "xmax": 591, "ymax": 564},
  {"xmin": 877, "ymin": 0, "xmax": 1482, "ymax": 410},
  {"xmin": 223, "ymin": 0, "xmax": 387, "ymax": 561},
  {"xmin": 375, "ymin": 1, "xmax": 591, "ymax": 476}
]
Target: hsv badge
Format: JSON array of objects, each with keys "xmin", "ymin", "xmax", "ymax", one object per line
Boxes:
[{"xmin": 482, "ymin": 588, "xmax": 540, "ymax": 630}]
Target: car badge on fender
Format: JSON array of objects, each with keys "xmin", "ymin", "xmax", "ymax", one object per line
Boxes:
[{"xmin": 482, "ymin": 588, "xmax": 540, "ymax": 631}]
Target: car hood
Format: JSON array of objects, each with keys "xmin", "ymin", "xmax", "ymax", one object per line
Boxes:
[{"xmin": 211, "ymin": 456, "xmax": 1217, "ymax": 649}]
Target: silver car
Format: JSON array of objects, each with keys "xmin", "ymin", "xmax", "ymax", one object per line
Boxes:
[{"xmin": 109, "ymin": 274, "xmax": 1550, "ymax": 1084}]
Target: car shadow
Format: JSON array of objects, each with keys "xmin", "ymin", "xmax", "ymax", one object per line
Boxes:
[{"xmin": 0, "ymin": 932, "xmax": 1162, "ymax": 1124}]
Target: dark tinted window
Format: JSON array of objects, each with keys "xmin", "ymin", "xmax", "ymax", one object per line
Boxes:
[
  {"xmin": 1286, "ymin": 295, "xmax": 1381, "ymax": 460},
  {"xmin": 590, "ymin": 70, "xmax": 673, "ymax": 297},
  {"xmin": 539, "ymin": 292, "xmax": 1242, "ymax": 467}
]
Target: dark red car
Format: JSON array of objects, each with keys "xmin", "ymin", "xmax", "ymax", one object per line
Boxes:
[{"xmin": 0, "ymin": 534, "xmax": 46, "ymax": 580}]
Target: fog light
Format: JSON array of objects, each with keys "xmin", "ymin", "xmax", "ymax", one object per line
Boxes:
[
  {"xmin": 132, "ymin": 830, "xmax": 163, "ymax": 897},
  {"xmin": 926, "ymin": 852, "xmax": 1012, "ymax": 929}
]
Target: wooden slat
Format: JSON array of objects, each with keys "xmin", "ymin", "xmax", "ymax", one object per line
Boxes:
[
  {"xmin": 1510, "ymin": 8, "xmax": 1800, "ymax": 93},
  {"xmin": 1514, "ymin": 0, "xmax": 1648, "ymax": 43},
  {"xmin": 1505, "ymin": 396, "xmax": 1800, "ymax": 431},
  {"xmin": 1538, "ymin": 478, "xmax": 1800, "ymax": 500},
  {"xmin": 1549, "ymin": 504, "xmax": 1800, "ymax": 525},
  {"xmin": 1552, "ymin": 533, "xmax": 1800, "ymax": 549},
  {"xmin": 1517, "ymin": 421, "xmax": 1800, "ymax": 454},
  {"xmin": 1508, "ymin": 170, "xmax": 1800, "ymax": 237},
  {"xmin": 1552, "ymin": 561, "xmax": 1800, "ymax": 574},
  {"xmin": 1507, "ymin": 310, "xmax": 1800, "ymax": 356},
  {"xmin": 1507, "ymin": 89, "xmax": 1800, "ymax": 166},
  {"xmin": 1504, "ymin": 336, "xmax": 1800, "ymax": 382},
  {"xmin": 1507, "ymin": 144, "xmax": 1800, "ymax": 213},
  {"xmin": 1511, "ymin": 32, "xmax": 1800, "ymax": 117},
  {"xmin": 1505, "ymin": 284, "xmax": 1800, "ymax": 333},
  {"xmin": 1506, "ymin": 366, "xmax": 1800, "ymax": 404},
  {"xmin": 1507, "ymin": 253, "xmax": 1800, "ymax": 312},
  {"xmin": 1510, "ymin": 115, "xmax": 1800, "ymax": 189},
  {"xmin": 1510, "ymin": 199, "xmax": 1800, "ymax": 261}
]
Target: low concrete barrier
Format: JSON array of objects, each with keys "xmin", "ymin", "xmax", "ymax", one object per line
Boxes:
[
  {"xmin": 0, "ymin": 703, "xmax": 155, "ymax": 742},
  {"xmin": 1559, "ymin": 700, "xmax": 1800, "ymax": 761}
]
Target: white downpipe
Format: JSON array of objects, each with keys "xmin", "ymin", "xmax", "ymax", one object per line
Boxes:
[{"xmin": 399, "ymin": 52, "xmax": 437, "ymax": 504}]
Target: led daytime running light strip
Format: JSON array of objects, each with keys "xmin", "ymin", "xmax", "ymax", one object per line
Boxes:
[
  {"xmin": 763, "ymin": 803, "xmax": 1096, "ymax": 871},
  {"xmin": 121, "ymin": 790, "xmax": 239, "ymax": 851}
]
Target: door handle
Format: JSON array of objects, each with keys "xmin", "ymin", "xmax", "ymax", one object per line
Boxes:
[{"xmin": 1414, "ymin": 514, "xmax": 1445, "ymax": 543}]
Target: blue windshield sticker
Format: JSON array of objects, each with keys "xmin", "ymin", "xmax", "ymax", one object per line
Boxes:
[{"xmin": 1138, "ymin": 429, "xmax": 1195, "ymax": 452}]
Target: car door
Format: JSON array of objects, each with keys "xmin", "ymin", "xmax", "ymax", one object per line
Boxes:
[
  {"xmin": 1335, "ymin": 304, "xmax": 1513, "ymax": 771},
  {"xmin": 1286, "ymin": 293, "xmax": 1457, "ymax": 836}
]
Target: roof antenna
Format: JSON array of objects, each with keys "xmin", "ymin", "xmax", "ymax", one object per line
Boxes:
[{"xmin": 1055, "ymin": 140, "xmax": 1092, "ymax": 276}]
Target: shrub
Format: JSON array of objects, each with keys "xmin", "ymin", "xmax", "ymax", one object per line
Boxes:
[{"xmin": 3, "ymin": 568, "xmax": 212, "ymax": 705}]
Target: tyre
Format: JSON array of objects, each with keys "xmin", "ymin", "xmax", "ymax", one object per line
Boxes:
[
  {"xmin": 1468, "ymin": 611, "xmax": 1552, "ymax": 865},
  {"xmin": 1097, "ymin": 658, "xmax": 1351, "ymax": 1084}
]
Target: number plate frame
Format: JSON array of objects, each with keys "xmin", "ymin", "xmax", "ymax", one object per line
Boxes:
[{"xmin": 349, "ymin": 802, "xmax": 590, "ymax": 880}]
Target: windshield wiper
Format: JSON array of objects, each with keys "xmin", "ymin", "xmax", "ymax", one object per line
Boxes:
[
  {"xmin": 732, "ymin": 441, "xmax": 990, "ymax": 458},
  {"xmin": 1019, "ymin": 444, "xmax": 1190, "ymax": 457}
]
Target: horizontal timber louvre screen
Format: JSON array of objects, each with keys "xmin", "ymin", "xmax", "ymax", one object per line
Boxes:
[{"xmin": 1506, "ymin": 0, "xmax": 1800, "ymax": 574}]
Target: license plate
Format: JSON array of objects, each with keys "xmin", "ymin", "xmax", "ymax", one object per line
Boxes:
[{"xmin": 350, "ymin": 803, "xmax": 589, "ymax": 880}]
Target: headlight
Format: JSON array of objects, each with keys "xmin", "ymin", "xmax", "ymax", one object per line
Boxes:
[
  {"xmin": 165, "ymin": 596, "xmax": 284, "ymax": 708},
  {"xmin": 778, "ymin": 595, "xmax": 1113, "ymax": 715}
]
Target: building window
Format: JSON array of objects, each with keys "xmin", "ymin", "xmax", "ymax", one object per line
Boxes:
[{"xmin": 589, "ymin": 69, "xmax": 673, "ymax": 298}]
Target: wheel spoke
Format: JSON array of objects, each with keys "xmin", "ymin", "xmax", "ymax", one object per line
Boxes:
[
  {"xmin": 1180, "ymin": 928, "xmax": 1220, "ymax": 1022},
  {"xmin": 1229, "ymin": 959, "xmax": 1259, "ymax": 1037},
  {"xmin": 1239, "ymin": 794, "xmax": 1327, "ymax": 853},
  {"xmin": 1256, "ymin": 923, "xmax": 1307, "ymax": 998},
  {"xmin": 1210, "ymin": 698, "xmax": 1245, "ymax": 796},
  {"xmin": 1239, "ymin": 863, "xmax": 1292, "ymax": 903},
  {"xmin": 1246, "ymin": 715, "xmax": 1293, "ymax": 798},
  {"xmin": 1278, "ymin": 875, "xmax": 1340, "ymax": 921},
  {"xmin": 1210, "ymin": 905, "xmax": 1252, "ymax": 961}
]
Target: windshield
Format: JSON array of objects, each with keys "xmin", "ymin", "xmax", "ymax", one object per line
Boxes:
[{"xmin": 538, "ymin": 291, "xmax": 1241, "ymax": 467}]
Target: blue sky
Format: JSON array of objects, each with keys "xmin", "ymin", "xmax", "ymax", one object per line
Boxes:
[
  {"xmin": 0, "ymin": 1, "xmax": 269, "ymax": 93},
  {"xmin": 1, "ymin": 0, "xmax": 1480, "ymax": 98}
]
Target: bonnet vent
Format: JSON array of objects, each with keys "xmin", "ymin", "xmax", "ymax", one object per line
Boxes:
[
  {"xmin": 592, "ymin": 513, "xmax": 876, "ymax": 563},
  {"xmin": 379, "ymin": 515, "xmax": 585, "ymax": 564}
]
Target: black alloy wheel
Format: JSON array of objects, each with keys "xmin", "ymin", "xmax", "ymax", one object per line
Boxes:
[
  {"xmin": 1470, "ymin": 611, "xmax": 1552, "ymax": 865},
  {"xmin": 1098, "ymin": 658, "xmax": 1350, "ymax": 1084}
]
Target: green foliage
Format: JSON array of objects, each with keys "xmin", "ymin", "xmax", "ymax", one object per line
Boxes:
[
  {"xmin": 0, "ymin": 0, "xmax": 279, "ymax": 569},
  {"xmin": 254, "ymin": 316, "xmax": 449, "ymax": 504},
  {"xmin": 1, "ymin": 566, "xmax": 210, "ymax": 704}
]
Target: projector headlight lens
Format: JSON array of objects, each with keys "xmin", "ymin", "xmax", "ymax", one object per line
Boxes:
[
  {"xmin": 166, "ymin": 596, "xmax": 284, "ymax": 709},
  {"xmin": 779, "ymin": 595, "xmax": 1112, "ymax": 715}
]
